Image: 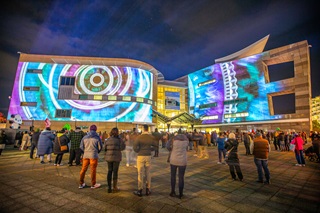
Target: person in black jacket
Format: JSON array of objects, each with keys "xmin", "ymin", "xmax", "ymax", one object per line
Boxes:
[
  {"xmin": 224, "ymin": 133, "xmax": 243, "ymax": 181},
  {"xmin": 104, "ymin": 127, "xmax": 126, "ymax": 193},
  {"xmin": 30, "ymin": 128, "xmax": 41, "ymax": 159},
  {"xmin": 53, "ymin": 128, "xmax": 70, "ymax": 166}
]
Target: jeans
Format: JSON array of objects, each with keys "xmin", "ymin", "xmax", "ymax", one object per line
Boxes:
[
  {"xmin": 189, "ymin": 141, "xmax": 193, "ymax": 150},
  {"xmin": 55, "ymin": 153, "xmax": 64, "ymax": 165},
  {"xmin": 79, "ymin": 158, "xmax": 98, "ymax": 186},
  {"xmin": 107, "ymin": 161, "xmax": 120, "ymax": 189},
  {"xmin": 69, "ymin": 148, "xmax": 82, "ymax": 165},
  {"xmin": 254, "ymin": 158, "xmax": 270, "ymax": 181},
  {"xmin": 170, "ymin": 164, "xmax": 186, "ymax": 196},
  {"xmin": 29, "ymin": 144, "xmax": 38, "ymax": 158},
  {"xmin": 136, "ymin": 156, "xmax": 151, "ymax": 190},
  {"xmin": 295, "ymin": 150, "xmax": 306, "ymax": 165},
  {"xmin": 218, "ymin": 148, "xmax": 226, "ymax": 162}
]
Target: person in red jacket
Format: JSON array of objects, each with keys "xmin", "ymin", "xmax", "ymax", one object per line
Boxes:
[{"xmin": 290, "ymin": 133, "xmax": 306, "ymax": 166}]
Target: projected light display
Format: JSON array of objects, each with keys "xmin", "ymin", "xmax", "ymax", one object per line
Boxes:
[
  {"xmin": 8, "ymin": 62, "xmax": 154, "ymax": 122},
  {"xmin": 188, "ymin": 53, "xmax": 286, "ymax": 124}
]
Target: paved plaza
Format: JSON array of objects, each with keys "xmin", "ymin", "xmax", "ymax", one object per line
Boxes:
[{"xmin": 0, "ymin": 143, "xmax": 319, "ymax": 213}]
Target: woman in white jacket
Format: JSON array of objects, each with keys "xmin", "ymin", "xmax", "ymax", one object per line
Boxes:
[{"xmin": 166, "ymin": 130, "xmax": 189, "ymax": 199}]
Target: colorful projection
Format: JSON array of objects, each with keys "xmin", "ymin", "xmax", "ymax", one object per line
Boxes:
[
  {"xmin": 188, "ymin": 53, "xmax": 286, "ymax": 124},
  {"xmin": 8, "ymin": 62, "xmax": 154, "ymax": 122}
]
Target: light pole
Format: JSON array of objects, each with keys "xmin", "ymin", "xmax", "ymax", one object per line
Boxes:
[
  {"xmin": 30, "ymin": 117, "xmax": 34, "ymax": 131},
  {"xmin": 72, "ymin": 117, "xmax": 77, "ymax": 129}
]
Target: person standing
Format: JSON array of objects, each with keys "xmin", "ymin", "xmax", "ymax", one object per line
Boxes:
[
  {"xmin": 104, "ymin": 127, "xmax": 126, "ymax": 193},
  {"xmin": 216, "ymin": 132, "xmax": 226, "ymax": 164},
  {"xmin": 198, "ymin": 132, "xmax": 209, "ymax": 159},
  {"xmin": 250, "ymin": 132, "xmax": 271, "ymax": 184},
  {"xmin": 166, "ymin": 129, "xmax": 189, "ymax": 199},
  {"xmin": 30, "ymin": 128, "xmax": 41, "ymax": 159},
  {"xmin": 37, "ymin": 127, "xmax": 55, "ymax": 164},
  {"xmin": 68, "ymin": 127, "xmax": 85, "ymax": 166},
  {"xmin": 152, "ymin": 128, "xmax": 162, "ymax": 157},
  {"xmin": 243, "ymin": 132, "xmax": 251, "ymax": 155},
  {"xmin": 79, "ymin": 124, "xmax": 103, "ymax": 189},
  {"xmin": 0, "ymin": 130, "xmax": 8, "ymax": 155},
  {"xmin": 133, "ymin": 124, "xmax": 158, "ymax": 197},
  {"xmin": 290, "ymin": 133, "xmax": 306, "ymax": 167},
  {"xmin": 224, "ymin": 133, "xmax": 243, "ymax": 181},
  {"xmin": 53, "ymin": 128, "xmax": 70, "ymax": 166},
  {"xmin": 14, "ymin": 131, "xmax": 22, "ymax": 148}
]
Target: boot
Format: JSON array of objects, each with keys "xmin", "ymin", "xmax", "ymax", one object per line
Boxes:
[
  {"xmin": 133, "ymin": 189, "xmax": 142, "ymax": 197},
  {"xmin": 146, "ymin": 188, "xmax": 151, "ymax": 196},
  {"xmin": 113, "ymin": 179, "xmax": 120, "ymax": 192}
]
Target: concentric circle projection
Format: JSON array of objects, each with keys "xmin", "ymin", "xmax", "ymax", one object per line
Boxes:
[{"xmin": 90, "ymin": 73, "xmax": 105, "ymax": 87}]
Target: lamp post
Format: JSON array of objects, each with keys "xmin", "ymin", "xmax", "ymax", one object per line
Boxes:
[
  {"xmin": 167, "ymin": 122, "xmax": 171, "ymax": 132},
  {"xmin": 30, "ymin": 117, "xmax": 34, "ymax": 131},
  {"xmin": 72, "ymin": 117, "xmax": 77, "ymax": 129}
]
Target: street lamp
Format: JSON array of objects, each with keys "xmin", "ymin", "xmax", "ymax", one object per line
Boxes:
[
  {"xmin": 72, "ymin": 117, "xmax": 77, "ymax": 129},
  {"xmin": 30, "ymin": 117, "xmax": 34, "ymax": 131}
]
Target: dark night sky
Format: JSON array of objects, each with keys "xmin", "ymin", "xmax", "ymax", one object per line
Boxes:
[{"xmin": 0, "ymin": 0, "xmax": 319, "ymax": 117}]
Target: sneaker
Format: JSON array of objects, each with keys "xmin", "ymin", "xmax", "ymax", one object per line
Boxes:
[
  {"xmin": 302, "ymin": 164, "xmax": 306, "ymax": 167},
  {"xmin": 79, "ymin": 183, "xmax": 86, "ymax": 189},
  {"xmin": 54, "ymin": 164, "xmax": 57, "ymax": 166},
  {"xmin": 146, "ymin": 188, "xmax": 151, "ymax": 196},
  {"xmin": 264, "ymin": 180, "xmax": 271, "ymax": 184},
  {"xmin": 126, "ymin": 163, "xmax": 129, "ymax": 167},
  {"xmin": 295, "ymin": 164, "xmax": 302, "ymax": 167},
  {"xmin": 91, "ymin": 183, "xmax": 101, "ymax": 189},
  {"xmin": 133, "ymin": 189, "xmax": 143, "ymax": 197},
  {"xmin": 217, "ymin": 162, "xmax": 222, "ymax": 164},
  {"xmin": 57, "ymin": 164, "xmax": 63, "ymax": 166},
  {"xmin": 40, "ymin": 161, "xmax": 45, "ymax": 164}
]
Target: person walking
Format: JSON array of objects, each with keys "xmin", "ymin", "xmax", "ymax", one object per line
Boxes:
[
  {"xmin": 166, "ymin": 129, "xmax": 189, "ymax": 199},
  {"xmin": 216, "ymin": 132, "xmax": 226, "ymax": 164},
  {"xmin": 30, "ymin": 128, "xmax": 41, "ymax": 159},
  {"xmin": 104, "ymin": 127, "xmax": 126, "ymax": 193},
  {"xmin": 290, "ymin": 133, "xmax": 306, "ymax": 167},
  {"xmin": 20, "ymin": 131, "xmax": 30, "ymax": 151},
  {"xmin": 125, "ymin": 128, "xmax": 139, "ymax": 167},
  {"xmin": 79, "ymin": 124, "xmax": 103, "ymax": 189},
  {"xmin": 250, "ymin": 132, "xmax": 271, "ymax": 184},
  {"xmin": 53, "ymin": 128, "xmax": 70, "ymax": 166},
  {"xmin": 68, "ymin": 127, "xmax": 85, "ymax": 166},
  {"xmin": 224, "ymin": 133, "xmax": 243, "ymax": 181},
  {"xmin": 37, "ymin": 127, "xmax": 55, "ymax": 164},
  {"xmin": 133, "ymin": 124, "xmax": 158, "ymax": 197}
]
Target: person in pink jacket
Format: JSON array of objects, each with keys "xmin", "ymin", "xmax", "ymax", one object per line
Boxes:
[{"xmin": 290, "ymin": 133, "xmax": 306, "ymax": 166}]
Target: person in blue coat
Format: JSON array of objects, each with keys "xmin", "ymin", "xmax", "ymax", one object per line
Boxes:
[{"xmin": 37, "ymin": 127, "xmax": 55, "ymax": 164}]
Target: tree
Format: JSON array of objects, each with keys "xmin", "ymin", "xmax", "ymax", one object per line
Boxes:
[{"xmin": 0, "ymin": 112, "xmax": 6, "ymax": 123}]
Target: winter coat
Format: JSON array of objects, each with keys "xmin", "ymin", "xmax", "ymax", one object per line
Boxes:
[
  {"xmin": 80, "ymin": 131, "xmax": 103, "ymax": 159},
  {"xmin": 224, "ymin": 139, "xmax": 240, "ymax": 166},
  {"xmin": 37, "ymin": 130, "xmax": 55, "ymax": 155},
  {"xmin": 217, "ymin": 137, "xmax": 225, "ymax": 150},
  {"xmin": 31, "ymin": 132, "xmax": 41, "ymax": 146},
  {"xmin": 53, "ymin": 133, "xmax": 70, "ymax": 154},
  {"xmin": 104, "ymin": 136, "xmax": 126, "ymax": 162},
  {"xmin": 291, "ymin": 136, "xmax": 304, "ymax": 151},
  {"xmin": 166, "ymin": 134, "xmax": 188, "ymax": 166},
  {"xmin": 133, "ymin": 132, "xmax": 158, "ymax": 156}
]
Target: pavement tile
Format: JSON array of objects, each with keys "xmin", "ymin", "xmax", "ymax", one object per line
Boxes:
[{"xmin": 0, "ymin": 144, "xmax": 319, "ymax": 213}]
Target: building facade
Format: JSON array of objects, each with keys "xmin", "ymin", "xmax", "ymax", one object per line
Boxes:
[{"xmin": 7, "ymin": 37, "xmax": 313, "ymax": 133}]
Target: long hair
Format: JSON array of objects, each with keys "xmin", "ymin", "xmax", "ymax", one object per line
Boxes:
[{"xmin": 110, "ymin": 127, "xmax": 119, "ymax": 137}]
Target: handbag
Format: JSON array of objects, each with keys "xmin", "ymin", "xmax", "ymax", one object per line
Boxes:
[
  {"xmin": 57, "ymin": 137, "xmax": 68, "ymax": 152},
  {"xmin": 289, "ymin": 143, "xmax": 296, "ymax": 151}
]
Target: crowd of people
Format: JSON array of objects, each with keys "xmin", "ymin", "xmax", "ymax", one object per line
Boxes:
[{"xmin": 1, "ymin": 126, "xmax": 320, "ymax": 199}]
